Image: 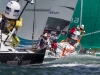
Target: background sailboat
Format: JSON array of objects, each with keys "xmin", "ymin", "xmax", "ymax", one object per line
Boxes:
[
  {"xmin": 43, "ymin": 0, "xmax": 78, "ymax": 58},
  {"xmin": 69, "ymin": 0, "xmax": 100, "ymax": 55}
]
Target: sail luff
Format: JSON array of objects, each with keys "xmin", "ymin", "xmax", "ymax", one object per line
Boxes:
[{"xmin": 80, "ymin": 0, "xmax": 83, "ymax": 26}]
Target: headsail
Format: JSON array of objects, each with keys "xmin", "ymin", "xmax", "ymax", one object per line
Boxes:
[
  {"xmin": 43, "ymin": 0, "xmax": 78, "ymax": 42},
  {"xmin": 70, "ymin": 0, "xmax": 100, "ymax": 48}
]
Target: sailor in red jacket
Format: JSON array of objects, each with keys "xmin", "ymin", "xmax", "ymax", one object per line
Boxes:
[{"xmin": 67, "ymin": 26, "xmax": 77, "ymax": 42}]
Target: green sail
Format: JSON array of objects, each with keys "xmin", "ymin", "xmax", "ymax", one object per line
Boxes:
[{"xmin": 70, "ymin": 0, "xmax": 100, "ymax": 48}]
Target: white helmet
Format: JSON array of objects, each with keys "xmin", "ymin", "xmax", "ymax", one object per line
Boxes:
[
  {"xmin": 80, "ymin": 24, "xmax": 84, "ymax": 29},
  {"xmin": 71, "ymin": 31, "xmax": 80, "ymax": 40},
  {"xmin": 4, "ymin": 1, "xmax": 21, "ymax": 19}
]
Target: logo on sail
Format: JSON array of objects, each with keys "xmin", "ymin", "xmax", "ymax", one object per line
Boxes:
[{"xmin": 50, "ymin": 11, "xmax": 59, "ymax": 14}]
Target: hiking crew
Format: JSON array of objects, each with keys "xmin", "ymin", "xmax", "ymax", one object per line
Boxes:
[
  {"xmin": 61, "ymin": 24, "xmax": 85, "ymax": 57},
  {"xmin": 67, "ymin": 26, "xmax": 77, "ymax": 42}
]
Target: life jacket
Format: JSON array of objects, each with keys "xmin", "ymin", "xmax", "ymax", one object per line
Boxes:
[{"xmin": 7, "ymin": 18, "xmax": 23, "ymax": 31}]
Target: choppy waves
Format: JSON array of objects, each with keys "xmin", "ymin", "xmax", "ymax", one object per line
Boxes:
[{"xmin": 0, "ymin": 54, "xmax": 100, "ymax": 75}]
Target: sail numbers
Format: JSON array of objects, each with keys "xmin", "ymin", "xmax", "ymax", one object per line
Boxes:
[{"xmin": 71, "ymin": 17, "xmax": 80, "ymax": 23}]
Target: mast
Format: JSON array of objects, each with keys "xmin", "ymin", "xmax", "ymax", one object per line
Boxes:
[
  {"xmin": 32, "ymin": 0, "xmax": 35, "ymax": 49},
  {"xmin": 80, "ymin": 0, "xmax": 83, "ymax": 26}
]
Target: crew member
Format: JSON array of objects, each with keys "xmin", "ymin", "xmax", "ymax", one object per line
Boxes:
[
  {"xmin": 61, "ymin": 31, "xmax": 79, "ymax": 55},
  {"xmin": 77, "ymin": 24, "xmax": 85, "ymax": 34},
  {"xmin": 0, "ymin": 1, "xmax": 23, "ymax": 47},
  {"xmin": 70, "ymin": 31, "xmax": 80, "ymax": 47},
  {"xmin": 67, "ymin": 26, "xmax": 77, "ymax": 42}
]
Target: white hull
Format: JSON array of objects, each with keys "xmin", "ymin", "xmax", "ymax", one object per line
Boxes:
[{"xmin": 45, "ymin": 42, "xmax": 75, "ymax": 59}]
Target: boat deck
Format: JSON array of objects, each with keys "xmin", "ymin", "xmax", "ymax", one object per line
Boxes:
[{"xmin": 0, "ymin": 43, "xmax": 43, "ymax": 53}]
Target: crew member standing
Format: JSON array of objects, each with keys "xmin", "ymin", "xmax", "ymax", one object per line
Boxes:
[{"xmin": 0, "ymin": 1, "xmax": 23, "ymax": 47}]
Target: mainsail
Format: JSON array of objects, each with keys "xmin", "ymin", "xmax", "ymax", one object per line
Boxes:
[
  {"xmin": 16, "ymin": 0, "xmax": 53, "ymax": 46},
  {"xmin": 70, "ymin": 0, "xmax": 100, "ymax": 48},
  {"xmin": 43, "ymin": 0, "xmax": 78, "ymax": 42}
]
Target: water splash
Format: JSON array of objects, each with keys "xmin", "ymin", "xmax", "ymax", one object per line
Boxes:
[{"xmin": 43, "ymin": 53, "xmax": 100, "ymax": 66}]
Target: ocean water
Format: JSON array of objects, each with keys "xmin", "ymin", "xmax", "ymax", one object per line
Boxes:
[
  {"xmin": 0, "ymin": 0, "xmax": 100, "ymax": 75},
  {"xmin": 0, "ymin": 55, "xmax": 100, "ymax": 75}
]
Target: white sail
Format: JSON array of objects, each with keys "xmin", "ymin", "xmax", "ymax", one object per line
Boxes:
[
  {"xmin": 49, "ymin": 0, "xmax": 77, "ymax": 21},
  {"xmin": 16, "ymin": 0, "xmax": 53, "ymax": 46},
  {"xmin": 44, "ymin": 0, "xmax": 78, "ymax": 33}
]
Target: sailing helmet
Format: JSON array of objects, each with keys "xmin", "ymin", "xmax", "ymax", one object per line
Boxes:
[
  {"xmin": 80, "ymin": 24, "xmax": 84, "ymax": 29},
  {"xmin": 71, "ymin": 31, "xmax": 80, "ymax": 40},
  {"xmin": 4, "ymin": 1, "xmax": 21, "ymax": 19}
]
